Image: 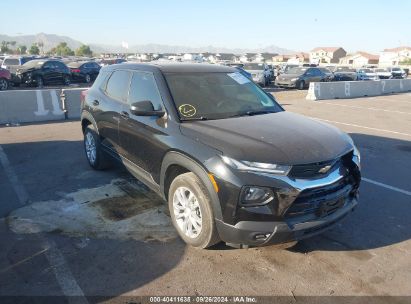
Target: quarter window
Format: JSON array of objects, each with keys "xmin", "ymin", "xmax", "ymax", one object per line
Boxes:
[
  {"xmin": 128, "ymin": 72, "xmax": 163, "ymax": 110},
  {"xmin": 105, "ymin": 70, "xmax": 131, "ymax": 101}
]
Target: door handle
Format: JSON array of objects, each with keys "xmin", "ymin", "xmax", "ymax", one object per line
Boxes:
[
  {"xmin": 120, "ymin": 111, "xmax": 129, "ymax": 118},
  {"xmin": 92, "ymin": 100, "xmax": 99, "ymax": 106}
]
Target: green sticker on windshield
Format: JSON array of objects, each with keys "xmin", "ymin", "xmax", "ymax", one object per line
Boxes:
[{"xmin": 178, "ymin": 104, "xmax": 197, "ymax": 117}]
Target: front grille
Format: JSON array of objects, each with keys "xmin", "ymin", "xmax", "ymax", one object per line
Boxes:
[
  {"xmin": 289, "ymin": 151, "xmax": 353, "ymax": 179},
  {"xmin": 284, "ymin": 177, "xmax": 354, "ymax": 218}
]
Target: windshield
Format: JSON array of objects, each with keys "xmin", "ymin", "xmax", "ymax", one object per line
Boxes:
[
  {"xmin": 375, "ymin": 69, "xmax": 387, "ymax": 72},
  {"xmin": 335, "ymin": 67, "xmax": 356, "ymax": 72},
  {"xmin": 243, "ymin": 63, "xmax": 264, "ymax": 70},
  {"xmin": 165, "ymin": 72, "xmax": 283, "ymax": 120},
  {"xmin": 392, "ymin": 67, "xmax": 401, "ymax": 71},
  {"xmin": 359, "ymin": 69, "xmax": 373, "ymax": 73},
  {"xmin": 3, "ymin": 58, "xmax": 20, "ymax": 66},
  {"xmin": 286, "ymin": 67, "xmax": 307, "ymax": 74}
]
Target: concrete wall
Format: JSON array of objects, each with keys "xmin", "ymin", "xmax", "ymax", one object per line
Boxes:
[
  {"xmin": 306, "ymin": 79, "xmax": 411, "ymax": 101},
  {"xmin": 0, "ymin": 88, "xmax": 87, "ymax": 125}
]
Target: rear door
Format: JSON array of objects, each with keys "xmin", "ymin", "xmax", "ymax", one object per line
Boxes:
[
  {"xmin": 96, "ymin": 69, "xmax": 131, "ymax": 152},
  {"xmin": 118, "ymin": 70, "xmax": 167, "ymax": 177},
  {"xmin": 42, "ymin": 61, "xmax": 58, "ymax": 83}
]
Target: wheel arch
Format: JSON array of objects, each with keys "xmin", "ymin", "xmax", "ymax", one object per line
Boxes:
[
  {"xmin": 160, "ymin": 151, "xmax": 223, "ymax": 221},
  {"xmin": 81, "ymin": 110, "xmax": 99, "ymax": 134}
]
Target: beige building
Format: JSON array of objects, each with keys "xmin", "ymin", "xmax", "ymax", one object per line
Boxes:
[
  {"xmin": 379, "ymin": 46, "xmax": 411, "ymax": 66},
  {"xmin": 339, "ymin": 51, "xmax": 379, "ymax": 67},
  {"xmin": 309, "ymin": 47, "xmax": 347, "ymax": 64}
]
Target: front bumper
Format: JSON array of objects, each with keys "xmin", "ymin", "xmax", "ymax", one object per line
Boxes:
[
  {"xmin": 216, "ymin": 195, "xmax": 357, "ymax": 247},
  {"xmin": 210, "ymin": 150, "xmax": 361, "ymax": 247}
]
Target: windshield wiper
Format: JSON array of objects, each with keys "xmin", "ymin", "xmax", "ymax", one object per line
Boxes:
[
  {"xmin": 229, "ymin": 110, "xmax": 276, "ymax": 118},
  {"xmin": 181, "ymin": 116, "xmax": 209, "ymax": 121}
]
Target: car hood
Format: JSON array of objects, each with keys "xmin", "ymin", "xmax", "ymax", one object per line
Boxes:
[
  {"xmin": 16, "ymin": 66, "xmax": 36, "ymax": 73},
  {"xmin": 180, "ymin": 111, "xmax": 353, "ymax": 165},
  {"xmin": 279, "ymin": 73, "xmax": 302, "ymax": 79}
]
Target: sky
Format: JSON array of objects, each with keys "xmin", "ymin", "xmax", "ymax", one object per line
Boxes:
[{"xmin": 1, "ymin": 0, "xmax": 410, "ymax": 53}]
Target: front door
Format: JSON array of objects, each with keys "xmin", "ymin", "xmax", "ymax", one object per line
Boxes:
[{"xmin": 118, "ymin": 71, "xmax": 168, "ymax": 181}]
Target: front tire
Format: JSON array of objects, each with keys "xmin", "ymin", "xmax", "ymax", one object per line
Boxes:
[
  {"xmin": 84, "ymin": 74, "xmax": 91, "ymax": 83},
  {"xmin": 169, "ymin": 172, "xmax": 220, "ymax": 248},
  {"xmin": 83, "ymin": 125, "xmax": 110, "ymax": 170},
  {"xmin": 0, "ymin": 78, "xmax": 8, "ymax": 90},
  {"xmin": 298, "ymin": 80, "xmax": 305, "ymax": 90}
]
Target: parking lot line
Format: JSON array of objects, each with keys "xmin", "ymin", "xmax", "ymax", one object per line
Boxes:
[
  {"xmin": 0, "ymin": 144, "xmax": 88, "ymax": 302},
  {"xmin": 312, "ymin": 101, "xmax": 411, "ymax": 115},
  {"xmin": 0, "ymin": 146, "xmax": 29, "ymax": 205},
  {"xmin": 311, "ymin": 118, "xmax": 411, "ymax": 138},
  {"xmin": 362, "ymin": 178, "xmax": 411, "ymax": 196}
]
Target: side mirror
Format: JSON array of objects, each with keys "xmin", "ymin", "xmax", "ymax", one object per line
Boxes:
[{"xmin": 130, "ymin": 100, "xmax": 165, "ymax": 117}]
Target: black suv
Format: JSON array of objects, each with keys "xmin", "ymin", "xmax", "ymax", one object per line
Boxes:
[
  {"xmin": 15, "ymin": 59, "xmax": 71, "ymax": 87},
  {"xmin": 81, "ymin": 63, "xmax": 361, "ymax": 248}
]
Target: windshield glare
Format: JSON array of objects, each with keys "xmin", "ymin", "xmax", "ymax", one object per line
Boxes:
[
  {"xmin": 22, "ymin": 60, "xmax": 45, "ymax": 68},
  {"xmin": 286, "ymin": 67, "xmax": 306, "ymax": 74},
  {"xmin": 165, "ymin": 72, "xmax": 282, "ymax": 120},
  {"xmin": 360, "ymin": 69, "xmax": 373, "ymax": 73}
]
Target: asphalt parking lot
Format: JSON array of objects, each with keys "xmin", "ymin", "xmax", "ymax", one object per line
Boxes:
[{"xmin": 0, "ymin": 91, "xmax": 411, "ymax": 302}]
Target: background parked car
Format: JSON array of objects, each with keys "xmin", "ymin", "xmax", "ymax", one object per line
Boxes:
[
  {"xmin": 67, "ymin": 61, "xmax": 101, "ymax": 83},
  {"xmin": 15, "ymin": 59, "xmax": 71, "ymax": 87},
  {"xmin": 275, "ymin": 67, "xmax": 333, "ymax": 89},
  {"xmin": 387, "ymin": 67, "xmax": 407, "ymax": 79},
  {"xmin": 99, "ymin": 58, "xmax": 127, "ymax": 67},
  {"xmin": 374, "ymin": 68, "xmax": 393, "ymax": 79},
  {"xmin": 242, "ymin": 63, "xmax": 271, "ymax": 87},
  {"xmin": 1, "ymin": 56, "xmax": 34, "ymax": 86},
  {"xmin": 0, "ymin": 67, "xmax": 11, "ymax": 90},
  {"xmin": 356, "ymin": 68, "xmax": 379, "ymax": 81},
  {"xmin": 333, "ymin": 66, "xmax": 357, "ymax": 81}
]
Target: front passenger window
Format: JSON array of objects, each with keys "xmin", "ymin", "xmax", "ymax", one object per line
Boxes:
[{"xmin": 128, "ymin": 72, "xmax": 163, "ymax": 110}]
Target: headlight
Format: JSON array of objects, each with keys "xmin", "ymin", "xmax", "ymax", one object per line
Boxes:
[
  {"xmin": 291, "ymin": 78, "xmax": 298, "ymax": 82},
  {"xmin": 221, "ymin": 156, "xmax": 291, "ymax": 175},
  {"xmin": 240, "ymin": 186, "xmax": 275, "ymax": 206}
]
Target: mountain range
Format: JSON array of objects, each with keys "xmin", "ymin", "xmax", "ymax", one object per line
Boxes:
[{"xmin": 0, "ymin": 33, "xmax": 294, "ymax": 55}]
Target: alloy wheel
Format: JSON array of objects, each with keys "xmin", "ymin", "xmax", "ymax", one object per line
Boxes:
[
  {"xmin": 173, "ymin": 186, "xmax": 203, "ymax": 238},
  {"xmin": 85, "ymin": 132, "xmax": 97, "ymax": 164}
]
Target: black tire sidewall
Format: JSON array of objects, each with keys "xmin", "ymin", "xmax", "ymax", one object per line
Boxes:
[
  {"xmin": 84, "ymin": 126, "xmax": 108, "ymax": 170},
  {"xmin": 298, "ymin": 80, "xmax": 305, "ymax": 90},
  {"xmin": 0, "ymin": 79, "xmax": 8, "ymax": 90},
  {"xmin": 168, "ymin": 173, "xmax": 218, "ymax": 248}
]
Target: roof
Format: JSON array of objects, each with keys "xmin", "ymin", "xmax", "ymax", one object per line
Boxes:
[
  {"xmin": 356, "ymin": 52, "xmax": 379, "ymax": 60},
  {"xmin": 311, "ymin": 47, "xmax": 343, "ymax": 52},
  {"xmin": 104, "ymin": 62, "xmax": 236, "ymax": 73},
  {"xmin": 67, "ymin": 61, "xmax": 93, "ymax": 68},
  {"xmin": 383, "ymin": 46, "xmax": 411, "ymax": 52}
]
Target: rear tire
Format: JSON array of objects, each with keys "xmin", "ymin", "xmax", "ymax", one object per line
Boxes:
[
  {"xmin": 168, "ymin": 172, "xmax": 220, "ymax": 248},
  {"xmin": 83, "ymin": 125, "xmax": 110, "ymax": 170},
  {"xmin": 85, "ymin": 74, "xmax": 91, "ymax": 83}
]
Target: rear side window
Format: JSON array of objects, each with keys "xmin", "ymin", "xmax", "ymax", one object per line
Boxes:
[
  {"xmin": 128, "ymin": 72, "xmax": 163, "ymax": 110},
  {"xmin": 92, "ymin": 70, "xmax": 110, "ymax": 90},
  {"xmin": 105, "ymin": 70, "xmax": 131, "ymax": 101}
]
